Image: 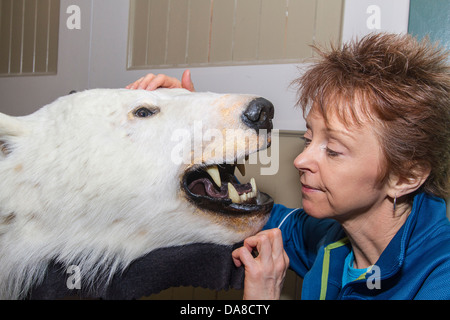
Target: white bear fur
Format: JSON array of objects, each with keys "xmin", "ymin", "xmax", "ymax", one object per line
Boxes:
[{"xmin": 0, "ymin": 88, "xmax": 269, "ymax": 299}]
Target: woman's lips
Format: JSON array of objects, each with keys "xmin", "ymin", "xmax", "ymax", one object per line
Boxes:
[{"xmin": 301, "ymin": 183, "xmax": 323, "ymax": 193}]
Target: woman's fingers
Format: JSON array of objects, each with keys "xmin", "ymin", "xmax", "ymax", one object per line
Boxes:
[
  {"xmin": 125, "ymin": 76, "xmax": 145, "ymax": 90},
  {"xmin": 243, "ymin": 229, "xmax": 285, "ymax": 262},
  {"xmin": 232, "ymin": 246, "xmax": 256, "ymax": 268},
  {"xmin": 126, "ymin": 73, "xmax": 182, "ymax": 91},
  {"xmin": 243, "ymin": 232, "xmax": 273, "ymax": 265},
  {"xmin": 181, "ymin": 70, "xmax": 195, "ymax": 92},
  {"xmin": 147, "ymin": 74, "xmax": 182, "ymax": 90},
  {"xmin": 232, "ymin": 229, "xmax": 289, "ymax": 300},
  {"xmin": 126, "ymin": 70, "xmax": 194, "ymax": 92}
]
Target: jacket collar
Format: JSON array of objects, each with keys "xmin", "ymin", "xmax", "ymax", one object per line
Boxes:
[
  {"xmin": 376, "ymin": 193, "xmax": 446, "ymax": 280},
  {"xmin": 319, "ymin": 193, "xmax": 446, "ymax": 299}
]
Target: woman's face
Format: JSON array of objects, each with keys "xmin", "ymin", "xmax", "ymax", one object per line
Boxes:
[{"xmin": 294, "ymin": 108, "xmax": 390, "ymax": 222}]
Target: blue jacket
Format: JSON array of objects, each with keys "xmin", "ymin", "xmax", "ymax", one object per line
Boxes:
[{"xmin": 264, "ymin": 193, "xmax": 450, "ymax": 300}]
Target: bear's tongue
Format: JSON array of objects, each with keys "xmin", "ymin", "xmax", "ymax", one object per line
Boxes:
[{"xmin": 187, "ymin": 165, "xmax": 258, "ymax": 204}]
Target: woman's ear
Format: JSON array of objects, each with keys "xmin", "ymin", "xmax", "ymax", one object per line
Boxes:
[{"xmin": 387, "ymin": 162, "xmax": 431, "ymax": 198}]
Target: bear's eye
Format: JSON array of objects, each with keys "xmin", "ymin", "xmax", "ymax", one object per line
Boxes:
[{"xmin": 134, "ymin": 107, "xmax": 159, "ymax": 118}]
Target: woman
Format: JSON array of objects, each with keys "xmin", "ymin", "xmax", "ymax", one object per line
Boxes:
[{"xmin": 128, "ymin": 33, "xmax": 450, "ymax": 300}]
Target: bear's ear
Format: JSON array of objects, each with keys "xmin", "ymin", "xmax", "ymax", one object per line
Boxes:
[
  {"xmin": 0, "ymin": 113, "xmax": 27, "ymax": 137},
  {"xmin": 0, "ymin": 113, "xmax": 27, "ymax": 157}
]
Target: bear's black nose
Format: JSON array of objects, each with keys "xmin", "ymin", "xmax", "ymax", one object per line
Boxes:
[{"xmin": 241, "ymin": 98, "xmax": 274, "ymax": 132}]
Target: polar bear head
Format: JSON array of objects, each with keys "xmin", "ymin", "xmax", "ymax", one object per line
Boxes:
[{"xmin": 0, "ymin": 88, "xmax": 274, "ymax": 299}]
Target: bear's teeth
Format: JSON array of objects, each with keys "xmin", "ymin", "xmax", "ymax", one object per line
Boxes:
[
  {"xmin": 206, "ymin": 166, "xmax": 221, "ymax": 187},
  {"xmin": 239, "ymin": 190, "xmax": 257, "ymax": 203},
  {"xmin": 228, "ymin": 183, "xmax": 241, "ymax": 204},
  {"xmin": 250, "ymin": 178, "xmax": 257, "ymax": 194},
  {"xmin": 228, "ymin": 180, "xmax": 258, "ymax": 204}
]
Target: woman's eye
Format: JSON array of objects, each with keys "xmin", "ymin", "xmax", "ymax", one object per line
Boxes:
[
  {"xmin": 326, "ymin": 147, "xmax": 341, "ymax": 157},
  {"xmin": 301, "ymin": 137, "xmax": 312, "ymax": 149},
  {"xmin": 134, "ymin": 107, "xmax": 159, "ymax": 118}
]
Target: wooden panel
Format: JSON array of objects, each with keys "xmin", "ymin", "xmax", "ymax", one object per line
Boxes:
[
  {"xmin": 0, "ymin": 0, "xmax": 59, "ymax": 76},
  {"xmin": 47, "ymin": 0, "xmax": 59, "ymax": 73},
  {"xmin": 233, "ymin": 0, "xmax": 261, "ymax": 62},
  {"xmin": 259, "ymin": 0, "xmax": 287, "ymax": 61},
  {"xmin": 128, "ymin": 0, "xmax": 150, "ymax": 68},
  {"xmin": 147, "ymin": 0, "xmax": 169, "ymax": 66},
  {"xmin": 209, "ymin": 0, "xmax": 234, "ymax": 63},
  {"xmin": 315, "ymin": 0, "xmax": 343, "ymax": 47},
  {"xmin": 187, "ymin": 0, "xmax": 211, "ymax": 64},
  {"xmin": 35, "ymin": 0, "xmax": 51, "ymax": 73},
  {"xmin": 9, "ymin": 0, "xmax": 24, "ymax": 74},
  {"xmin": 22, "ymin": 0, "xmax": 37, "ymax": 73},
  {"xmin": 0, "ymin": 0, "xmax": 13, "ymax": 74},
  {"xmin": 285, "ymin": 0, "xmax": 316, "ymax": 59},
  {"xmin": 127, "ymin": 0, "xmax": 343, "ymax": 68},
  {"xmin": 166, "ymin": 0, "xmax": 189, "ymax": 65}
]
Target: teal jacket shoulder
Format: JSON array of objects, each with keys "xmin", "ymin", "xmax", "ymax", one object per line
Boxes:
[{"xmin": 264, "ymin": 193, "xmax": 450, "ymax": 300}]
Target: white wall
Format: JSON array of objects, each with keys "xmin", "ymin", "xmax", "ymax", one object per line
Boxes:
[{"xmin": 342, "ymin": 0, "xmax": 410, "ymax": 43}]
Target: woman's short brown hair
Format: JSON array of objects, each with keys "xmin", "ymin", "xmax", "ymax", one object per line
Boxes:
[{"xmin": 294, "ymin": 33, "xmax": 450, "ymax": 199}]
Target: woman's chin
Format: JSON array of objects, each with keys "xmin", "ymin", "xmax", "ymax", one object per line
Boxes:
[{"xmin": 301, "ymin": 198, "xmax": 332, "ymax": 220}]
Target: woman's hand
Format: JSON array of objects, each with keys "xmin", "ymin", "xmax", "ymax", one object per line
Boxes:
[
  {"xmin": 126, "ymin": 69, "xmax": 195, "ymax": 92},
  {"xmin": 232, "ymin": 228, "xmax": 289, "ymax": 300}
]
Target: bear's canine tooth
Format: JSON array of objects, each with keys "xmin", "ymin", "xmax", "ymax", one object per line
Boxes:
[
  {"xmin": 228, "ymin": 183, "xmax": 241, "ymax": 204},
  {"xmin": 206, "ymin": 166, "xmax": 221, "ymax": 188},
  {"xmin": 250, "ymin": 178, "xmax": 257, "ymax": 194},
  {"xmin": 236, "ymin": 164, "xmax": 246, "ymax": 176}
]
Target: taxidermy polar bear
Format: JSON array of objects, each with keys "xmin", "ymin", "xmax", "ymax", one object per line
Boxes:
[{"xmin": 0, "ymin": 88, "xmax": 274, "ymax": 299}]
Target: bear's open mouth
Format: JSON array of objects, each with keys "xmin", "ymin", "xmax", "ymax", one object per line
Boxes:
[{"xmin": 182, "ymin": 163, "xmax": 274, "ymax": 216}]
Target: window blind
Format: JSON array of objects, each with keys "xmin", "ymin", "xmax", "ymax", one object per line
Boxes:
[
  {"xmin": 128, "ymin": 0, "xmax": 343, "ymax": 69},
  {"xmin": 0, "ymin": 0, "xmax": 60, "ymax": 77}
]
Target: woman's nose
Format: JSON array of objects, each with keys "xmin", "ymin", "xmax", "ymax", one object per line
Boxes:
[{"xmin": 294, "ymin": 144, "xmax": 318, "ymax": 174}]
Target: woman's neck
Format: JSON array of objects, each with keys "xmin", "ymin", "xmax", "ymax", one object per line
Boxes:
[{"xmin": 339, "ymin": 200, "xmax": 411, "ymax": 269}]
